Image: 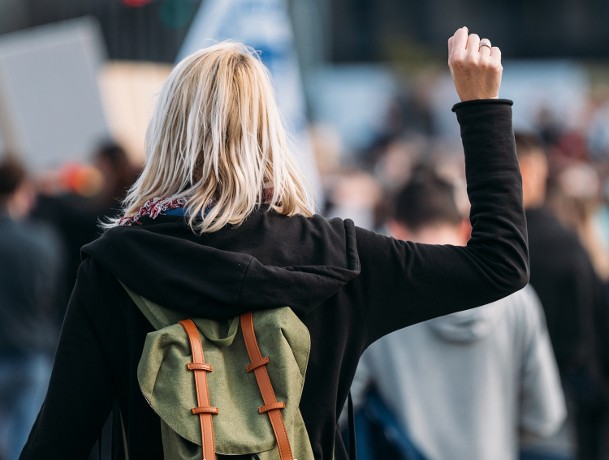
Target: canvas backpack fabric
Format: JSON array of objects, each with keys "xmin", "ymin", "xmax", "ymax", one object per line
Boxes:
[{"xmin": 120, "ymin": 282, "xmax": 315, "ymax": 460}]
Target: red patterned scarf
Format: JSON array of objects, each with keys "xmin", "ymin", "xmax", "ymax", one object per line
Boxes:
[
  {"xmin": 118, "ymin": 187, "xmax": 274, "ymax": 226},
  {"xmin": 118, "ymin": 196, "xmax": 186, "ymax": 226}
]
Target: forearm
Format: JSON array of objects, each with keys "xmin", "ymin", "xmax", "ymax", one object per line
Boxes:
[{"xmin": 457, "ymin": 99, "xmax": 529, "ymax": 292}]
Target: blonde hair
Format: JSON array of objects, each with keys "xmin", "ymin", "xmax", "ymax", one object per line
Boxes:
[{"xmin": 107, "ymin": 41, "xmax": 315, "ymax": 233}]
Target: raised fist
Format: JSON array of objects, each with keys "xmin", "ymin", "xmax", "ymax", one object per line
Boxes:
[{"xmin": 448, "ymin": 26, "xmax": 502, "ymax": 102}]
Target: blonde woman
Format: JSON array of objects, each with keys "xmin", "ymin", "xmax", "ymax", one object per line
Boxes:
[{"xmin": 21, "ymin": 27, "xmax": 527, "ymax": 460}]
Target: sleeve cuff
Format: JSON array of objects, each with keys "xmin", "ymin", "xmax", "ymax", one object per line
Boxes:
[{"xmin": 452, "ymin": 98, "xmax": 513, "ymax": 112}]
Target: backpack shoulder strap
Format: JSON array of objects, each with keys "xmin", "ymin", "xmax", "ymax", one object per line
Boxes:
[
  {"xmin": 179, "ymin": 319, "xmax": 218, "ymax": 460},
  {"xmin": 241, "ymin": 311, "xmax": 294, "ymax": 460}
]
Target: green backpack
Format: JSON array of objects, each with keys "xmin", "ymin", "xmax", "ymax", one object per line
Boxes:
[{"xmin": 121, "ymin": 282, "xmax": 315, "ymax": 460}]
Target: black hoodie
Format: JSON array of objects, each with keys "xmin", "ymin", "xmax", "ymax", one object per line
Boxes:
[{"xmin": 20, "ymin": 99, "xmax": 528, "ymax": 459}]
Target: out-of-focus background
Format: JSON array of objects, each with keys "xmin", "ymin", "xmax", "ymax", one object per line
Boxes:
[
  {"xmin": 3, "ymin": 1, "xmax": 609, "ymax": 459},
  {"xmin": 2, "ymin": 0, "xmax": 609, "ymax": 233},
  {"xmin": 2, "ymin": 0, "xmax": 608, "ymax": 160}
]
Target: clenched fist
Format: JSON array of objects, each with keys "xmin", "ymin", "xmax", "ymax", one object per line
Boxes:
[{"xmin": 448, "ymin": 26, "xmax": 502, "ymax": 102}]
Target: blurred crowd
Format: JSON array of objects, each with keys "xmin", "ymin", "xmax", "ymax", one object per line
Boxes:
[
  {"xmin": 3, "ymin": 71, "xmax": 609, "ymax": 459},
  {"xmin": 320, "ymin": 81, "xmax": 609, "ymax": 264},
  {"xmin": 320, "ymin": 81, "xmax": 609, "ymax": 460},
  {"xmin": 0, "ymin": 142, "xmax": 140, "ymax": 460}
]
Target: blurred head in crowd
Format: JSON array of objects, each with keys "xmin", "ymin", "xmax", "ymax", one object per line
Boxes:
[
  {"xmin": 112, "ymin": 41, "xmax": 314, "ymax": 233},
  {"xmin": 92, "ymin": 141, "xmax": 139, "ymax": 206},
  {"xmin": 0, "ymin": 154, "xmax": 34, "ymax": 219},
  {"xmin": 325, "ymin": 168, "xmax": 383, "ymax": 230},
  {"xmin": 515, "ymin": 132, "xmax": 549, "ymax": 209},
  {"xmin": 387, "ymin": 167, "xmax": 469, "ymax": 246}
]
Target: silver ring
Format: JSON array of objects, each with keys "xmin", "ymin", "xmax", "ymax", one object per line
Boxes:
[{"xmin": 479, "ymin": 38, "xmax": 492, "ymax": 49}]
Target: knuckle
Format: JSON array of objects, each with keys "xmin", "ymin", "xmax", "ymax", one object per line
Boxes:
[
  {"xmin": 491, "ymin": 60, "xmax": 502, "ymax": 69},
  {"xmin": 449, "ymin": 54, "xmax": 464, "ymax": 66}
]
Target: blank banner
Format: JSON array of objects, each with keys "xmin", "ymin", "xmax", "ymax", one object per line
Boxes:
[{"xmin": 0, "ymin": 17, "xmax": 109, "ymax": 171}]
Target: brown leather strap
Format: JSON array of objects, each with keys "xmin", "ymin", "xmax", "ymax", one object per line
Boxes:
[
  {"xmin": 179, "ymin": 319, "xmax": 218, "ymax": 460},
  {"xmin": 240, "ymin": 312, "xmax": 294, "ymax": 460}
]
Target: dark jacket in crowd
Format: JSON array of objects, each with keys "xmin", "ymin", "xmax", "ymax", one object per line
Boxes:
[
  {"xmin": 0, "ymin": 213, "xmax": 62, "ymax": 357},
  {"xmin": 526, "ymin": 206, "xmax": 609, "ymax": 459},
  {"xmin": 20, "ymin": 100, "xmax": 529, "ymax": 460}
]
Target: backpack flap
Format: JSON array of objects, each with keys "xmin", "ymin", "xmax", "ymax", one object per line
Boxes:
[{"xmin": 137, "ymin": 306, "xmax": 314, "ymax": 458}]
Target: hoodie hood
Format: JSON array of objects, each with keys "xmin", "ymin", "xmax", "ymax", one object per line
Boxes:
[
  {"xmin": 426, "ymin": 302, "xmax": 500, "ymax": 343},
  {"xmin": 82, "ymin": 210, "xmax": 360, "ymax": 320}
]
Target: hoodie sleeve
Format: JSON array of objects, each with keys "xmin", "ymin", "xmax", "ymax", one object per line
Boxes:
[{"xmin": 351, "ymin": 99, "xmax": 529, "ymax": 344}]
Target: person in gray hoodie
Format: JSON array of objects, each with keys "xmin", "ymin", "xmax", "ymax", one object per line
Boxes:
[{"xmin": 350, "ymin": 167, "xmax": 567, "ymax": 460}]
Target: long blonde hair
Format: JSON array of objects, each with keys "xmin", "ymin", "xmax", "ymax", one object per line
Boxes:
[{"xmin": 107, "ymin": 41, "xmax": 315, "ymax": 233}]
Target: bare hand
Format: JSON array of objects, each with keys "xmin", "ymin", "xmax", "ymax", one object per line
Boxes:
[{"xmin": 448, "ymin": 27, "xmax": 502, "ymax": 102}]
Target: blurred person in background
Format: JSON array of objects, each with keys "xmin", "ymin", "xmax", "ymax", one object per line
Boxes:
[
  {"xmin": 516, "ymin": 132, "xmax": 609, "ymax": 460},
  {"xmin": 33, "ymin": 141, "xmax": 140, "ymax": 322},
  {"xmin": 546, "ymin": 161, "xmax": 609, "ymax": 283},
  {"xmin": 90, "ymin": 142, "xmax": 141, "ymax": 219},
  {"xmin": 349, "ymin": 167, "xmax": 566, "ymax": 460},
  {"xmin": 0, "ymin": 155, "xmax": 62, "ymax": 460},
  {"xmin": 324, "ymin": 168, "xmax": 385, "ymax": 230}
]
